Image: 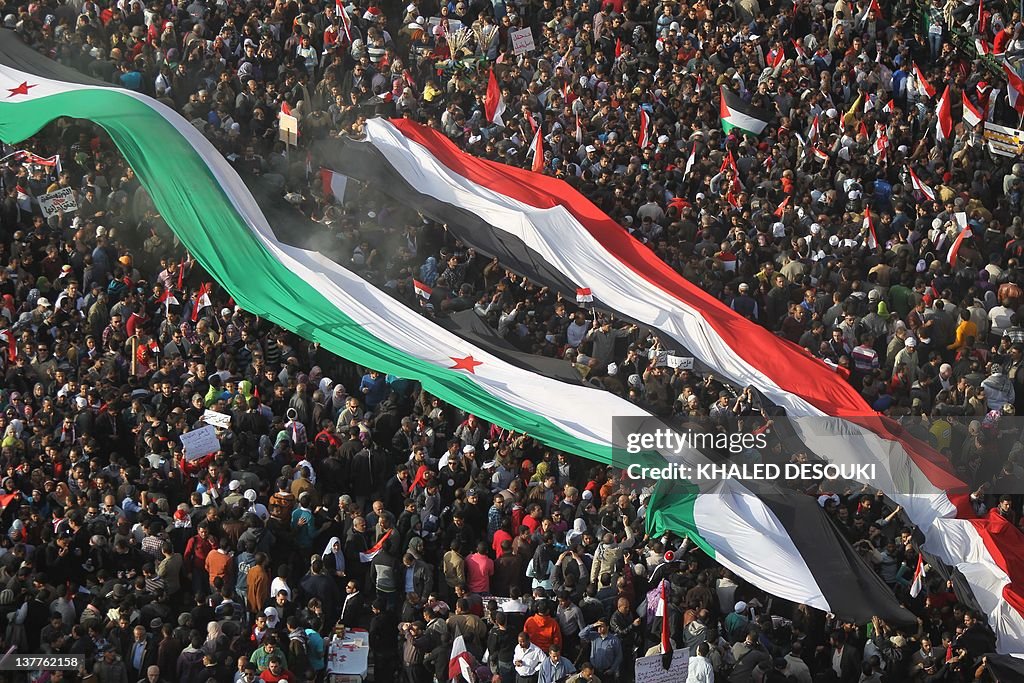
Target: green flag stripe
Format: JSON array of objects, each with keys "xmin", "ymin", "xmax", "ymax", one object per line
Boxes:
[{"xmin": 0, "ymin": 90, "xmax": 625, "ymax": 464}]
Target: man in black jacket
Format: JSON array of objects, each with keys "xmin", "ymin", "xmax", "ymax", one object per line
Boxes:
[
  {"xmin": 340, "ymin": 579, "xmax": 367, "ymax": 628},
  {"xmin": 369, "ymin": 599, "xmax": 399, "ymax": 683},
  {"xmin": 125, "ymin": 624, "xmax": 157, "ymax": 682},
  {"xmin": 402, "ymin": 552, "xmax": 434, "ymax": 599},
  {"xmin": 299, "ymin": 558, "xmax": 340, "ymax": 627}
]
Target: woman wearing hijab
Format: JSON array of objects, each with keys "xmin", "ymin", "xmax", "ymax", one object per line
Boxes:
[
  {"xmin": 203, "ymin": 621, "xmax": 228, "ymax": 659},
  {"xmin": 322, "ymin": 536, "xmax": 346, "ymax": 593},
  {"xmin": 49, "ymin": 481, "xmax": 72, "ymax": 513},
  {"xmin": 1, "ymin": 425, "xmax": 23, "ymax": 454},
  {"xmin": 328, "ymin": 383, "xmax": 348, "ymax": 420},
  {"xmin": 530, "ymin": 460, "xmax": 550, "ymax": 485}
]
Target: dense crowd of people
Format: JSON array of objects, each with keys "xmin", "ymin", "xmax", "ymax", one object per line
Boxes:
[{"xmin": 2, "ymin": 0, "xmax": 1024, "ymax": 680}]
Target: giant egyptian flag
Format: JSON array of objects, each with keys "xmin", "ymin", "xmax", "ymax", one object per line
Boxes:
[
  {"xmin": 326, "ymin": 117, "xmax": 1024, "ymax": 655},
  {"xmin": 0, "ymin": 30, "xmax": 912, "ymax": 625}
]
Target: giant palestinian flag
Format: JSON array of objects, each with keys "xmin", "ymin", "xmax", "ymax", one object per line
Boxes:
[
  {"xmin": 325, "ymin": 118, "xmax": 1024, "ymax": 656},
  {"xmin": 0, "ymin": 30, "xmax": 916, "ymax": 625}
]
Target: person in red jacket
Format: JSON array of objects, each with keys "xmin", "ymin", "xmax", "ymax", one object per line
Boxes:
[
  {"xmin": 259, "ymin": 656, "xmax": 295, "ymax": 683},
  {"xmin": 524, "ymin": 600, "xmax": 562, "ymax": 653},
  {"xmin": 183, "ymin": 522, "xmax": 213, "ymax": 596},
  {"xmin": 994, "ymin": 24, "xmax": 1013, "ymax": 56}
]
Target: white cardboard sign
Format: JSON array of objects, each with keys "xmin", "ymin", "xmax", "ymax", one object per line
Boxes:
[
  {"xmin": 180, "ymin": 425, "xmax": 220, "ymax": 461},
  {"xmin": 202, "ymin": 409, "xmax": 232, "ymax": 429},
  {"xmin": 38, "ymin": 187, "xmax": 78, "ymax": 218},
  {"xmin": 511, "ymin": 27, "xmax": 535, "ymax": 55}
]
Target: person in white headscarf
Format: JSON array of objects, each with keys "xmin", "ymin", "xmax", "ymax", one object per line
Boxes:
[
  {"xmin": 329, "ymin": 383, "xmax": 348, "ymax": 416},
  {"xmin": 322, "ymin": 536, "xmax": 346, "ymax": 591},
  {"xmin": 566, "ymin": 518, "xmax": 587, "ymax": 547}
]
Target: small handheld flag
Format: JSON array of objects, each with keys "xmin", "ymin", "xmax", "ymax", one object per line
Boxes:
[
  {"xmin": 1004, "ymin": 60, "xmax": 1024, "ymax": 116},
  {"xmin": 774, "ymin": 196, "xmax": 790, "ymax": 218},
  {"xmin": 947, "ymin": 225, "xmax": 972, "ymax": 266},
  {"xmin": 683, "ymin": 142, "xmax": 697, "ymax": 177},
  {"xmin": 485, "ymin": 68, "xmax": 506, "ymax": 127},
  {"xmin": 910, "ymin": 553, "xmax": 926, "ymax": 598},
  {"xmin": 863, "ymin": 208, "xmax": 879, "ymax": 250},
  {"xmin": 638, "ymin": 109, "xmax": 651, "ymax": 148},
  {"xmin": 935, "ymin": 85, "xmax": 953, "ymax": 142},
  {"xmin": 908, "ymin": 167, "xmax": 936, "ymax": 201},
  {"xmin": 913, "ymin": 63, "xmax": 936, "ymax": 98},
  {"xmin": 962, "ymin": 92, "xmax": 984, "ymax": 128},
  {"xmin": 414, "ymin": 280, "xmax": 433, "ymax": 300},
  {"xmin": 530, "ymin": 124, "xmax": 545, "ymax": 174},
  {"xmin": 449, "ymin": 635, "xmax": 475, "ymax": 683},
  {"xmin": 360, "ymin": 529, "xmax": 392, "ymax": 562},
  {"xmin": 191, "ymin": 282, "xmax": 212, "ymax": 322}
]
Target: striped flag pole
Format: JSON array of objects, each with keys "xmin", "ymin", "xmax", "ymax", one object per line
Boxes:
[
  {"xmin": 0, "ymin": 645, "xmax": 18, "ymax": 671},
  {"xmin": 660, "ymin": 579, "xmax": 673, "ymax": 669}
]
